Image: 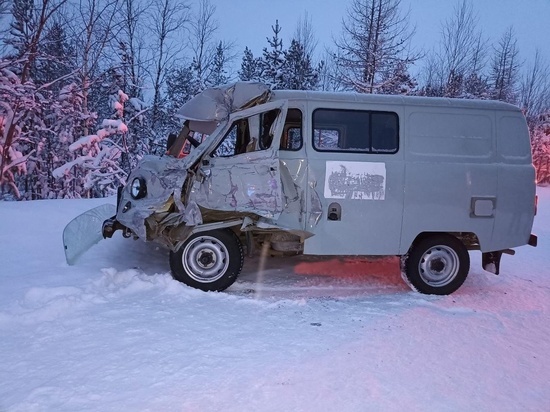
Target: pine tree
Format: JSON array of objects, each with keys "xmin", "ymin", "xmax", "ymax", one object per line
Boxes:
[
  {"xmin": 6, "ymin": 0, "xmax": 36, "ymax": 62},
  {"xmin": 151, "ymin": 65, "xmax": 199, "ymax": 155},
  {"xmin": 7, "ymin": 0, "xmax": 68, "ymax": 83},
  {"xmin": 490, "ymin": 27, "xmax": 520, "ymax": 103},
  {"xmin": 378, "ymin": 60, "xmax": 417, "ymax": 95},
  {"xmin": 463, "ymin": 73, "xmax": 490, "ymax": 99},
  {"xmin": 260, "ymin": 20, "xmax": 284, "ymax": 88},
  {"xmin": 334, "ymin": 0, "xmax": 417, "ymax": 94},
  {"xmin": 280, "ymin": 39, "xmax": 319, "ymax": 90},
  {"xmin": 35, "ymin": 21, "xmax": 74, "ymax": 91},
  {"xmin": 206, "ymin": 41, "xmax": 229, "ymax": 87},
  {"xmin": 238, "ymin": 46, "xmax": 260, "ymax": 81}
]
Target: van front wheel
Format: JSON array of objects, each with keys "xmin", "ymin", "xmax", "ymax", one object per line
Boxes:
[
  {"xmin": 170, "ymin": 229, "xmax": 244, "ymax": 292},
  {"xmin": 402, "ymin": 234, "xmax": 469, "ymax": 295}
]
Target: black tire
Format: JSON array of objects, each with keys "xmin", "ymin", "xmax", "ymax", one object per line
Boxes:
[
  {"xmin": 169, "ymin": 229, "xmax": 244, "ymax": 292},
  {"xmin": 402, "ymin": 234, "xmax": 470, "ymax": 295}
]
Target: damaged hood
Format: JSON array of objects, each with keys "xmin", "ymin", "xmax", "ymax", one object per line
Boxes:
[{"xmin": 176, "ymin": 82, "xmax": 271, "ymax": 123}]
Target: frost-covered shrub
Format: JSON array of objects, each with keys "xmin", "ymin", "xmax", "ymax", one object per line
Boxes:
[
  {"xmin": 53, "ymin": 90, "xmax": 132, "ymax": 197},
  {"xmin": 0, "ymin": 64, "xmax": 42, "ymax": 199},
  {"xmin": 531, "ymin": 114, "xmax": 550, "ymax": 185}
]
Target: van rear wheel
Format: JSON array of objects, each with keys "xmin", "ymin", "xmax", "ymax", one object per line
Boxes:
[
  {"xmin": 402, "ymin": 234, "xmax": 469, "ymax": 295},
  {"xmin": 169, "ymin": 229, "xmax": 244, "ymax": 292}
]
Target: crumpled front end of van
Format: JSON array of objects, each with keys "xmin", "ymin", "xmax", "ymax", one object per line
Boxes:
[
  {"xmin": 103, "ymin": 154, "xmax": 202, "ymax": 244},
  {"xmin": 63, "ymin": 82, "xmax": 273, "ymax": 264}
]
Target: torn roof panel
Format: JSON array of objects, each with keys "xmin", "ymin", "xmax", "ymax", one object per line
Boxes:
[{"xmin": 176, "ymin": 82, "xmax": 271, "ymax": 123}]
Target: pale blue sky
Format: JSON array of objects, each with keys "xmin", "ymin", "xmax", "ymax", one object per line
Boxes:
[{"xmin": 214, "ymin": 0, "xmax": 550, "ymax": 73}]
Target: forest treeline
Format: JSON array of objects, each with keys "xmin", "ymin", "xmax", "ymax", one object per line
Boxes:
[{"xmin": 1, "ymin": 0, "xmax": 549, "ymax": 200}]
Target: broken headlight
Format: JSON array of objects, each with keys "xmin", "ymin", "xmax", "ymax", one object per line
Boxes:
[{"xmin": 130, "ymin": 177, "xmax": 147, "ymax": 199}]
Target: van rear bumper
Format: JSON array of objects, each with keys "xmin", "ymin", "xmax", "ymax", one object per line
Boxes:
[{"xmin": 482, "ymin": 234, "xmax": 537, "ymax": 275}]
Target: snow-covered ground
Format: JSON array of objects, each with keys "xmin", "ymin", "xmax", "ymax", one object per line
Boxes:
[{"xmin": 1, "ymin": 189, "xmax": 549, "ymax": 412}]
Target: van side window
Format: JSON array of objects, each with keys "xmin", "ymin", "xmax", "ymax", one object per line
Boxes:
[
  {"xmin": 212, "ymin": 109, "xmax": 284, "ymax": 157},
  {"xmin": 259, "ymin": 109, "xmax": 279, "ymax": 150},
  {"xmin": 281, "ymin": 108, "xmax": 303, "ymax": 151},
  {"xmin": 313, "ymin": 109, "xmax": 398, "ymax": 154},
  {"xmin": 212, "ymin": 119, "xmax": 250, "ymax": 157}
]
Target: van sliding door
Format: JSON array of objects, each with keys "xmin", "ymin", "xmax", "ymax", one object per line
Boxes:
[{"xmin": 303, "ymin": 107, "xmax": 405, "ymax": 256}]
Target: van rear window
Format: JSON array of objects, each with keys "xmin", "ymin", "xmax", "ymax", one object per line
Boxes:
[{"xmin": 313, "ymin": 109, "xmax": 399, "ymax": 154}]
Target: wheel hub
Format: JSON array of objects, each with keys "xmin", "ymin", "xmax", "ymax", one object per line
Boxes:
[
  {"xmin": 430, "ymin": 258, "xmax": 445, "ymax": 273},
  {"xmin": 198, "ymin": 251, "xmax": 215, "ymax": 267},
  {"xmin": 419, "ymin": 245, "xmax": 459, "ymax": 287}
]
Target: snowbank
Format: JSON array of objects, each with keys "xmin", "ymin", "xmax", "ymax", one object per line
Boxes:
[{"xmin": 1, "ymin": 189, "xmax": 549, "ymax": 411}]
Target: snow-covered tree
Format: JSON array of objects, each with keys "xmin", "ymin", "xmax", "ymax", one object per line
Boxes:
[
  {"xmin": 66, "ymin": 0, "xmax": 120, "ymax": 138},
  {"xmin": 334, "ymin": 0, "xmax": 417, "ymax": 94},
  {"xmin": 0, "ymin": 63, "xmax": 41, "ymax": 199},
  {"xmin": 259, "ymin": 20, "xmax": 285, "ymax": 89},
  {"xmin": 279, "ymin": 39, "xmax": 319, "ymax": 90},
  {"xmin": 520, "ymin": 51, "xmax": 550, "ymax": 125},
  {"xmin": 238, "ymin": 46, "xmax": 261, "ymax": 82},
  {"xmin": 378, "ymin": 60, "xmax": 417, "ymax": 95},
  {"xmin": 531, "ymin": 112, "xmax": 550, "ymax": 185},
  {"xmin": 490, "ymin": 27, "xmax": 520, "ymax": 103},
  {"xmin": 6, "ymin": 0, "xmax": 36, "ymax": 61},
  {"xmin": 463, "ymin": 73, "xmax": 490, "ymax": 99},
  {"xmin": 7, "ymin": 0, "xmax": 68, "ymax": 83},
  {"xmin": 0, "ymin": 0, "xmax": 71, "ymax": 199},
  {"xmin": 293, "ymin": 12, "xmax": 318, "ymax": 59},
  {"xmin": 206, "ymin": 41, "xmax": 229, "ymax": 87},
  {"xmin": 318, "ymin": 50, "xmax": 343, "ymax": 92},
  {"xmin": 147, "ymin": 0, "xmax": 189, "ymax": 135},
  {"xmin": 424, "ymin": 0, "xmax": 487, "ymax": 98},
  {"xmin": 34, "ymin": 21, "xmax": 75, "ymax": 92},
  {"xmin": 117, "ymin": 0, "xmax": 148, "ymax": 100},
  {"xmin": 53, "ymin": 89, "xmax": 131, "ymax": 197},
  {"xmin": 22, "ymin": 82, "xmax": 88, "ymax": 199}
]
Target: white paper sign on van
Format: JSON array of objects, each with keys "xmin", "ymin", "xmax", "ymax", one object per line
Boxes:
[{"xmin": 324, "ymin": 161, "xmax": 386, "ymax": 200}]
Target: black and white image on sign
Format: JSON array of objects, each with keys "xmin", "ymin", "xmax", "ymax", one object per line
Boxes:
[{"xmin": 324, "ymin": 161, "xmax": 386, "ymax": 200}]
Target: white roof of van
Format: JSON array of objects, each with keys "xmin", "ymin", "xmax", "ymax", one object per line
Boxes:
[{"xmin": 271, "ymin": 89, "xmax": 521, "ymax": 112}]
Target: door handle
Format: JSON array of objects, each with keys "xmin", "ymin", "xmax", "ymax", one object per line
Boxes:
[{"xmin": 197, "ymin": 167, "xmax": 211, "ymax": 183}]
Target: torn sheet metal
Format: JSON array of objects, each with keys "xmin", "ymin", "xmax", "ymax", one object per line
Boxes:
[
  {"xmin": 104, "ymin": 83, "xmax": 311, "ymax": 251},
  {"xmin": 188, "ymin": 99, "xmax": 288, "ymax": 220},
  {"xmin": 276, "ymin": 158, "xmax": 308, "ymax": 231},
  {"xmin": 115, "ymin": 155, "xmax": 199, "ymax": 239},
  {"xmin": 190, "ymin": 153, "xmax": 283, "ymax": 219},
  {"xmin": 279, "ymin": 160, "xmax": 301, "ymax": 211},
  {"xmin": 176, "ymin": 82, "xmax": 271, "ymax": 123},
  {"xmin": 240, "ymin": 216, "xmax": 313, "ymax": 239},
  {"xmin": 308, "ymin": 171, "xmax": 323, "ymax": 229}
]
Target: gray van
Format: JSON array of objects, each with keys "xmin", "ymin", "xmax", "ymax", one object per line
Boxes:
[{"xmin": 64, "ymin": 82, "xmax": 537, "ymax": 295}]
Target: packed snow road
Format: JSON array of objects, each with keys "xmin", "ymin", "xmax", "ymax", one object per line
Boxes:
[{"xmin": 1, "ymin": 189, "xmax": 549, "ymax": 411}]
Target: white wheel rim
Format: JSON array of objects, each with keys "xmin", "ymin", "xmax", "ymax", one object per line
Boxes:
[
  {"xmin": 418, "ymin": 245, "xmax": 460, "ymax": 287},
  {"xmin": 182, "ymin": 235, "xmax": 230, "ymax": 283}
]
